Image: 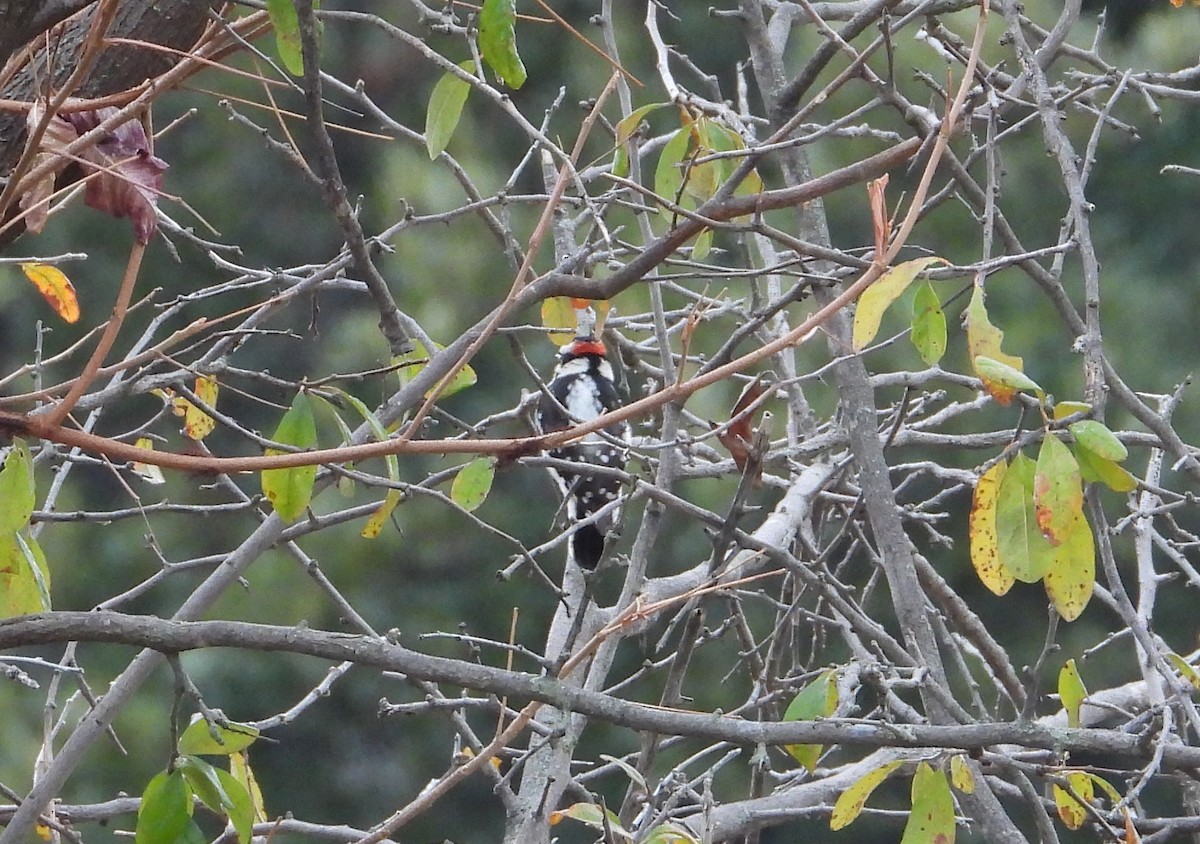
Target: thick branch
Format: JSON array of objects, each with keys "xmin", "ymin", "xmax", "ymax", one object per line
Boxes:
[{"xmin": 0, "ymin": 611, "xmax": 1192, "ymax": 767}]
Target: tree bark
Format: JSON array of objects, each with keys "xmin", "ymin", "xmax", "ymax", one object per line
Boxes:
[{"xmin": 0, "ymin": 0, "xmax": 219, "ymax": 245}]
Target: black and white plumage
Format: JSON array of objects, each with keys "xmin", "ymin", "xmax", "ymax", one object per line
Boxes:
[{"xmin": 536, "ymin": 336, "xmax": 630, "ymax": 569}]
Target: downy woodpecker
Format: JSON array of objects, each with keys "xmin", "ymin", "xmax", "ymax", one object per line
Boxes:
[{"xmin": 537, "ymin": 335, "xmax": 630, "ymax": 569}]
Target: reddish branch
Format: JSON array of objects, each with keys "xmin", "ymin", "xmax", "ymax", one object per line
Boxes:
[{"xmin": 0, "ymin": 136, "xmax": 921, "ymax": 473}]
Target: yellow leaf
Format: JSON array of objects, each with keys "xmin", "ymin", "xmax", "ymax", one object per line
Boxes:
[
  {"xmin": 902, "ymin": 762, "xmax": 955, "ymax": 844},
  {"xmin": 1034, "ymin": 434, "xmax": 1083, "ymax": 547},
  {"xmin": 1058, "ymin": 659, "xmax": 1087, "ymax": 727},
  {"xmin": 966, "ymin": 285, "xmax": 1024, "ymax": 405},
  {"xmin": 969, "ymin": 461, "xmax": 1014, "ymax": 595},
  {"xmin": 131, "ymin": 437, "xmax": 166, "ymax": 485},
  {"xmin": 20, "ymin": 262, "xmax": 80, "ymax": 324},
  {"xmin": 1053, "ymin": 771, "xmax": 1094, "ymax": 830},
  {"xmin": 361, "ymin": 488, "xmax": 403, "ymax": 539},
  {"xmin": 229, "ymin": 752, "xmax": 268, "ymax": 824},
  {"xmin": 830, "ymin": 760, "xmax": 904, "ymax": 830},
  {"xmin": 541, "ymin": 297, "xmax": 577, "ymax": 345},
  {"xmin": 0, "ymin": 530, "xmax": 51, "ymax": 618},
  {"xmin": 949, "ymin": 755, "xmax": 974, "ymax": 794},
  {"xmin": 181, "ymin": 376, "xmax": 218, "ymax": 441},
  {"xmin": 852, "ymin": 257, "xmax": 944, "ymax": 351},
  {"xmin": 1052, "ymin": 401, "xmax": 1091, "ymax": 421},
  {"xmin": 1043, "ymin": 510, "xmax": 1095, "ymax": 621},
  {"xmin": 1167, "ymin": 652, "xmax": 1200, "ymax": 690}
]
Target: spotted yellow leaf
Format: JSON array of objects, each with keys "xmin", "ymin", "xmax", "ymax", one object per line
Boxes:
[{"xmin": 20, "ymin": 262, "xmax": 80, "ymax": 324}]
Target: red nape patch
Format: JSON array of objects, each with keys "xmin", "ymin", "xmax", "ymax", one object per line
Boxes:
[{"xmin": 568, "ymin": 338, "xmax": 607, "ymax": 357}]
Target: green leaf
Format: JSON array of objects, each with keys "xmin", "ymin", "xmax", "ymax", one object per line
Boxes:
[
  {"xmin": 1069, "ymin": 420, "xmax": 1128, "ymax": 463},
  {"xmin": 320, "ymin": 389, "xmax": 407, "ymax": 538},
  {"xmin": 229, "ymin": 751, "xmax": 268, "ymax": 824},
  {"xmin": 901, "ymin": 762, "xmax": 955, "ymax": 844},
  {"xmin": 0, "ymin": 531, "xmax": 51, "ymax": 618},
  {"xmin": 654, "ymin": 126, "xmax": 692, "ymax": 202},
  {"xmin": 615, "ymin": 102, "xmax": 670, "ymax": 145},
  {"xmin": 478, "ymin": 0, "xmax": 526, "ymax": 88},
  {"xmin": 178, "ymin": 756, "xmax": 232, "ymax": 814},
  {"xmin": 1073, "ymin": 446, "xmax": 1138, "ymax": 493},
  {"xmin": 179, "ymin": 819, "xmax": 206, "ymax": 844},
  {"xmin": 216, "ymin": 767, "xmax": 255, "ymax": 844},
  {"xmin": 1058, "ymin": 659, "xmax": 1087, "ymax": 728},
  {"xmin": 1083, "ymin": 771, "xmax": 1121, "ymax": 803},
  {"xmin": 262, "ymin": 391, "xmax": 318, "ymax": 524},
  {"xmin": 1034, "ymin": 434, "xmax": 1083, "ymax": 547},
  {"xmin": 323, "ymin": 389, "xmax": 399, "ymax": 482},
  {"xmin": 1168, "ymin": 652, "xmax": 1200, "ymax": 690},
  {"xmin": 783, "ymin": 669, "xmax": 838, "ymax": 772},
  {"xmin": 426, "ymin": 62, "xmax": 473, "ymax": 159},
  {"xmin": 830, "ymin": 760, "xmax": 904, "ymax": 830},
  {"xmin": 451, "ymin": 457, "xmax": 495, "ymax": 513},
  {"xmin": 19, "ymin": 533, "xmax": 50, "ymax": 612},
  {"xmin": 973, "ymin": 356, "xmax": 1043, "ymax": 401},
  {"xmin": 995, "ymin": 452, "xmax": 1054, "ymax": 583},
  {"xmin": 0, "ymin": 439, "xmax": 35, "ymax": 532},
  {"xmin": 267, "ymin": 0, "xmax": 306, "ymax": 76},
  {"xmin": 689, "ymin": 119, "xmax": 762, "ymax": 200},
  {"xmin": 395, "ymin": 340, "xmax": 477, "ymax": 401},
  {"xmin": 969, "ymin": 461, "xmax": 1014, "ymax": 596},
  {"xmin": 683, "ymin": 118, "xmax": 721, "ymax": 200},
  {"xmin": 910, "ymin": 279, "xmax": 947, "ymax": 365},
  {"xmin": 691, "ymin": 224, "xmax": 713, "ymax": 261},
  {"xmin": 136, "ymin": 770, "xmax": 192, "ymax": 844},
  {"xmin": 179, "ymin": 714, "xmax": 260, "ymax": 755},
  {"xmin": 852, "ymin": 257, "xmax": 944, "ymax": 351}
]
